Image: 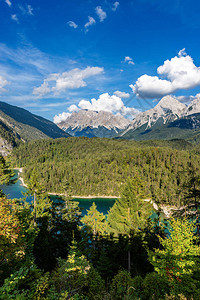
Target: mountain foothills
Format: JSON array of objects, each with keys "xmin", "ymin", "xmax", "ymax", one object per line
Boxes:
[
  {"xmin": 56, "ymin": 109, "xmax": 131, "ymax": 138},
  {"xmin": 0, "ymin": 101, "xmax": 70, "ymax": 155}
]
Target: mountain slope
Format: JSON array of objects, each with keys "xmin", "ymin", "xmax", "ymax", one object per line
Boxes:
[
  {"xmin": 57, "ymin": 109, "xmax": 131, "ymax": 138},
  {"xmin": 0, "ymin": 101, "xmax": 70, "ymax": 155},
  {"xmin": 119, "ymin": 113, "xmax": 200, "ymax": 143},
  {"xmin": 120, "ymin": 95, "xmax": 186, "ymax": 137}
]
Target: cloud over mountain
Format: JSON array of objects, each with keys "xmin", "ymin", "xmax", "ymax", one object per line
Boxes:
[
  {"xmin": 131, "ymin": 49, "xmax": 200, "ymax": 99},
  {"xmin": 54, "ymin": 92, "xmax": 139, "ymax": 123}
]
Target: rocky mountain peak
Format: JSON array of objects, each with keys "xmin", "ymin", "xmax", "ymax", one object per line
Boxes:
[
  {"xmin": 121, "ymin": 96, "xmax": 186, "ymax": 136},
  {"xmin": 185, "ymin": 95, "xmax": 200, "ymax": 116},
  {"xmin": 58, "ymin": 109, "xmax": 131, "ymax": 130},
  {"xmin": 57, "ymin": 109, "xmax": 132, "ymax": 138},
  {"xmin": 155, "ymin": 95, "xmax": 186, "ymax": 115}
]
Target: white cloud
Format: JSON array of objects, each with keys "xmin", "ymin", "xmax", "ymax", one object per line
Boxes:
[
  {"xmin": 33, "ymin": 66, "xmax": 104, "ymax": 97},
  {"xmin": 95, "ymin": 6, "xmax": 107, "ymax": 22},
  {"xmin": 130, "ymin": 75, "xmax": 173, "ymax": 98},
  {"xmin": 18, "ymin": 4, "xmax": 34, "ymax": 16},
  {"xmin": 27, "ymin": 5, "xmax": 34, "ymax": 16},
  {"xmin": 112, "ymin": 2, "xmax": 119, "ymax": 11},
  {"xmin": 33, "ymin": 82, "xmax": 51, "ymax": 98},
  {"xmin": 84, "ymin": 16, "xmax": 96, "ymax": 31},
  {"xmin": 0, "ymin": 75, "xmax": 9, "ymax": 92},
  {"xmin": 125, "ymin": 56, "xmax": 132, "ymax": 62},
  {"xmin": 5, "ymin": 0, "xmax": 11, "ymax": 7},
  {"xmin": 11, "ymin": 14, "xmax": 19, "ymax": 23},
  {"xmin": 114, "ymin": 90, "xmax": 130, "ymax": 98},
  {"xmin": 68, "ymin": 104, "xmax": 79, "ymax": 112},
  {"xmin": 178, "ymin": 48, "xmax": 187, "ymax": 57},
  {"xmin": 54, "ymin": 112, "xmax": 71, "ymax": 124},
  {"xmin": 74, "ymin": 93, "xmax": 139, "ymax": 118},
  {"xmin": 124, "ymin": 56, "xmax": 135, "ymax": 65},
  {"xmin": 68, "ymin": 21, "xmax": 78, "ymax": 29},
  {"xmin": 131, "ymin": 49, "xmax": 200, "ymax": 99}
]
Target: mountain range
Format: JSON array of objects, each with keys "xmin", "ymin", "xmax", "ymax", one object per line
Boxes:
[
  {"xmin": 57, "ymin": 95, "xmax": 200, "ymax": 142},
  {"xmin": 2, "ymin": 94, "xmax": 200, "ymax": 156},
  {"xmin": 117, "ymin": 95, "xmax": 200, "ymax": 141},
  {"xmin": 57, "ymin": 109, "xmax": 131, "ymax": 138}
]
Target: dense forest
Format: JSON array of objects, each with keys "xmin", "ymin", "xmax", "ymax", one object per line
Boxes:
[
  {"xmin": 0, "ymin": 153, "xmax": 200, "ymax": 299},
  {"xmin": 12, "ymin": 137, "xmax": 200, "ymax": 207}
]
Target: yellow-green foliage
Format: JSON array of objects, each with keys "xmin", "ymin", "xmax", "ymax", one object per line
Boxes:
[{"xmin": 149, "ymin": 218, "xmax": 200, "ymax": 296}]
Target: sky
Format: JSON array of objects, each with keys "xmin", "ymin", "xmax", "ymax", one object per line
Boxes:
[{"xmin": 1, "ymin": 0, "xmax": 200, "ymax": 123}]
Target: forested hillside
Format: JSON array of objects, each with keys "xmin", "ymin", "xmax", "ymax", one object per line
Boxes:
[{"xmin": 12, "ymin": 137, "xmax": 200, "ymax": 206}]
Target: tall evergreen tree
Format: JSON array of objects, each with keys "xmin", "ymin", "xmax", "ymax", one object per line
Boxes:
[
  {"xmin": 27, "ymin": 168, "xmax": 52, "ymax": 225},
  {"xmin": 81, "ymin": 202, "xmax": 106, "ymax": 236},
  {"xmin": 107, "ymin": 176, "xmax": 153, "ymax": 272},
  {"xmin": 177, "ymin": 161, "xmax": 200, "ymax": 234},
  {"xmin": 107, "ymin": 176, "xmax": 152, "ymax": 235},
  {"xmin": 62, "ymin": 179, "xmax": 81, "ymax": 223}
]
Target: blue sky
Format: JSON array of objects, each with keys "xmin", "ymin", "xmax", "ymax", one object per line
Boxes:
[{"xmin": 1, "ymin": 0, "xmax": 200, "ymax": 122}]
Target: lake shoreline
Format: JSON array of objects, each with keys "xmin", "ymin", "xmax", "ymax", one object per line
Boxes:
[
  {"xmin": 49, "ymin": 192, "xmax": 119, "ymax": 199},
  {"xmin": 15, "ymin": 168, "xmax": 119, "ymax": 199}
]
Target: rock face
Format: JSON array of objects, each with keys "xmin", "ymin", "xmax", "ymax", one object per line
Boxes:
[
  {"xmin": 184, "ymin": 95, "xmax": 200, "ymax": 116},
  {"xmin": 57, "ymin": 110, "xmax": 132, "ymax": 138},
  {"xmin": 0, "ymin": 137, "xmax": 13, "ymax": 156},
  {"xmin": 118, "ymin": 95, "xmax": 200, "ymax": 141},
  {"xmin": 121, "ymin": 95, "xmax": 186, "ymax": 136}
]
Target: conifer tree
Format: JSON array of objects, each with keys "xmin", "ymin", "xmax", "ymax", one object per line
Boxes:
[
  {"xmin": 81, "ymin": 202, "xmax": 106, "ymax": 236},
  {"xmin": 149, "ymin": 218, "xmax": 200, "ymax": 296},
  {"xmin": 107, "ymin": 176, "xmax": 153, "ymax": 272},
  {"xmin": 107, "ymin": 176, "xmax": 152, "ymax": 235},
  {"xmin": 62, "ymin": 179, "xmax": 81, "ymax": 223},
  {"xmin": 27, "ymin": 168, "xmax": 52, "ymax": 225}
]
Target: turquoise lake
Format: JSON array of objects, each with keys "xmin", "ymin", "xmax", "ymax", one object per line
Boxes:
[{"xmin": 0, "ymin": 171, "xmax": 116, "ymax": 216}]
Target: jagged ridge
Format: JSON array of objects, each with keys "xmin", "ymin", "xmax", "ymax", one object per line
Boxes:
[{"xmin": 57, "ymin": 109, "xmax": 131, "ymax": 138}]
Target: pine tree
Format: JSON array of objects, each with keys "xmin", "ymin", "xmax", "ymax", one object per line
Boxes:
[
  {"xmin": 81, "ymin": 202, "xmax": 106, "ymax": 236},
  {"xmin": 107, "ymin": 176, "xmax": 153, "ymax": 272},
  {"xmin": 177, "ymin": 161, "xmax": 200, "ymax": 234},
  {"xmin": 107, "ymin": 176, "xmax": 152, "ymax": 235},
  {"xmin": 27, "ymin": 168, "xmax": 52, "ymax": 225},
  {"xmin": 62, "ymin": 179, "xmax": 81, "ymax": 223}
]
